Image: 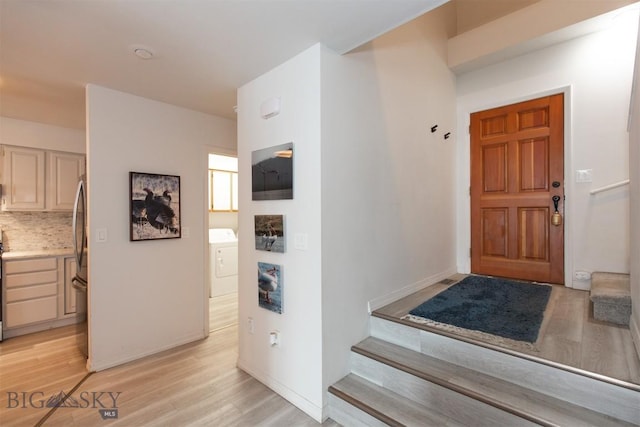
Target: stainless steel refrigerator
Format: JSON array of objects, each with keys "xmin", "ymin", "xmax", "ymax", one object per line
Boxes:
[{"xmin": 72, "ymin": 176, "xmax": 88, "ymax": 357}]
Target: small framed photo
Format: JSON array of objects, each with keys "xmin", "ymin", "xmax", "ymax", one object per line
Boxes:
[
  {"xmin": 258, "ymin": 262, "xmax": 283, "ymax": 314},
  {"xmin": 130, "ymin": 171, "xmax": 181, "ymax": 241},
  {"xmin": 251, "ymin": 142, "xmax": 293, "ymax": 200},
  {"xmin": 254, "ymin": 214, "xmax": 285, "ymax": 253}
]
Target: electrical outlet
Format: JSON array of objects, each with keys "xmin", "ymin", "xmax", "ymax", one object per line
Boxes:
[
  {"xmin": 247, "ymin": 317, "xmax": 254, "ymax": 334},
  {"xmin": 574, "ymin": 271, "xmax": 591, "ymax": 281},
  {"xmin": 269, "ymin": 331, "xmax": 280, "ymax": 347}
]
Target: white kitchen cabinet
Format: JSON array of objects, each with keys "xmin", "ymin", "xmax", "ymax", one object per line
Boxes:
[
  {"xmin": 47, "ymin": 151, "xmax": 84, "ymax": 211},
  {"xmin": 1, "ymin": 146, "xmax": 84, "ymax": 211},
  {"xmin": 63, "ymin": 256, "xmax": 77, "ymax": 314},
  {"xmin": 2, "ymin": 254, "xmax": 82, "ymax": 337},
  {"xmin": 1, "ymin": 146, "xmax": 46, "ymax": 210},
  {"xmin": 4, "ymin": 257, "xmax": 58, "ymax": 328}
]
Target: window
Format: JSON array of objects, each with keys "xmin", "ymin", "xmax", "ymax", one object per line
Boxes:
[{"xmin": 209, "ymin": 154, "xmax": 238, "ymax": 212}]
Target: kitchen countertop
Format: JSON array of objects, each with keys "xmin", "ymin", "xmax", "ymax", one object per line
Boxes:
[{"xmin": 2, "ymin": 248, "xmax": 74, "ymax": 260}]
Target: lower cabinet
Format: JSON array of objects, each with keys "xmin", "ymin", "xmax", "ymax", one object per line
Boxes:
[{"xmin": 3, "ymin": 254, "xmax": 80, "ymax": 337}]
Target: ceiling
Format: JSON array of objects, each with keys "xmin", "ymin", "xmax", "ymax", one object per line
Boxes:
[{"xmin": 0, "ymin": 0, "xmax": 450, "ymax": 129}]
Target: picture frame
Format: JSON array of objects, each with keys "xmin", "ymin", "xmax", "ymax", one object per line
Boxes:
[
  {"xmin": 258, "ymin": 262, "xmax": 283, "ymax": 314},
  {"xmin": 129, "ymin": 171, "xmax": 181, "ymax": 241},
  {"xmin": 254, "ymin": 214, "xmax": 285, "ymax": 253},
  {"xmin": 251, "ymin": 142, "xmax": 293, "ymax": 200}
]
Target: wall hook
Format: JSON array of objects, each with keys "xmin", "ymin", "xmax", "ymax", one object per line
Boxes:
[
  {"xmin": 444, "ymin": 132, "xmax": 451, "ymax": 140},
  {"xmin": 430, "ymin": 125, "xmax": 438, "ymax": 133}
]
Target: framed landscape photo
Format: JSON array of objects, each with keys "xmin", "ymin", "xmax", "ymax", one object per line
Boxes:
[
  {"xmin": 129, "ymin": 171, "xmax": 181, "ymax": 241},
  {"xmin": 251, "ymin": 142, "xmax": 293, "ymax": 200},
  {"xmin": 254, "ymin": 214, "xmax": 285, "ymax": 253}
]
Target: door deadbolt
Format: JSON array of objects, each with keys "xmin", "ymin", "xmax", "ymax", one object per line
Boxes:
[{"xmin": 552, "ymin": 181, "xmax": 561, "ymax": 188}]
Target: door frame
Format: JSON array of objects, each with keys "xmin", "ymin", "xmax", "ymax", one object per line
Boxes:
[
  {"xmin": 203, "ymin": 145, "xmax": 239, "ymax": 336},
  {"xmin": 456, "ymin": 86, "xmax": 576, "ymax": 288}
]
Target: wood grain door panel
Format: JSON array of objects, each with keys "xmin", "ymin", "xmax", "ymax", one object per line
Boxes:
[{"xmin": 471, "ymin": 94, "xmax": 564, "ymax": 284}]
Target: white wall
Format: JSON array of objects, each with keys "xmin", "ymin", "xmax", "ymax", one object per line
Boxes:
[
  {"xmin": 629, "ymin": 13, "xmax": 640, "ymax": 358},
  {"xmin": 456, "ymin": 9, "xmax": 639, "ymax": 288},
  {"xmin": 237, "ymin": 46, "xmax": 324, "ymax": 420},
  {"xmin": 321, "ymin": 0, "xmax": 457, "ymax": 398},
  {"xmin": 86, "ymin": 85, "xmax": 236, "ymax": 371},
  {"xmin": 236, "ymin": 3, "xmax": 457, "ymax": 421},
  {"xmin": 0, "ymin": 116, "xmax": 85, "ymax": 153}
]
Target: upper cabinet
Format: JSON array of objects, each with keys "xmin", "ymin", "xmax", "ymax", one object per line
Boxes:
[
  {"xmin": 47, "ymin": 151, "xmax": 85, "ymax": 211},
  {"xmin": 2, "ymin": 146, "xmax": 46, "ymax": 210},
  {"xmin": 1, "ymin": 145, "xmax": 85, "ymax": 212}
]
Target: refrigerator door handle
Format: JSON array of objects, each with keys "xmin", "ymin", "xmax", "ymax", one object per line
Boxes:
[
  {"xmin": 72, "ymin": 180, "xmax": 86, "ymax": 268},
  {"xmin": 72, "ymin": 276, "xmax": 88, "ymax": 292}
]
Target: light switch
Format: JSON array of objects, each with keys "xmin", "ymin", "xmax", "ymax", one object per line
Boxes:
[
  {"xmin": 576, "ymin": 169, "xmax": 593, "ymax": 183},
  {"xmin": 294, "ymin": 233, "xmax": 308, "ymax": 250},
  {"xmin": 182, "ymin": 227, "xmax": 190, "ymax": 238},
  {"xmin": 96, "ymin": 228, "xmax": 108, "ymax": 243}
]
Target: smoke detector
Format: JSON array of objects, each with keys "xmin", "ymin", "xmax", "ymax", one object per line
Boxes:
[{"xmin": 131, "ymin": 45, "xmax": 155, "ymax": 60}]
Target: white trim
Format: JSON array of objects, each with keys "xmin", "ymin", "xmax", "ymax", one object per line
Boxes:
[
  {"xmin": 367, "ymin": 267, "xmax": 457, "ymax": 314},
  {"xmin": 237, "ymin": 358, "xmax": 324, "ymax": 423},
  {"xmin": 203, "ymin": 144, "xmax": 239, "ymax": 338},
  {"xmin": 563, "ymin": 87, "xmax": 575, "ymax": 288},
  {"xmin": 631, "ymin": 315, "xmax": 640, "ymax": 362},
  {"xmin": 203, "ymin": 146, "xmax": 212, "ymax": 338},
  {"xmin": 88, "ymin": 332, "xmax": 205, "ymax": 372}
]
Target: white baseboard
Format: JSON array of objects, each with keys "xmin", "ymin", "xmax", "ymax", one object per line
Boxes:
[
  {"xmin": 88, "ymin": 331, "xmax": 205, "ymax": 372},
  {"xmin": 367, "ymin": 267, "xmax": 458, "ymax": 314},
  {"xmin": 571, "ymin": 280, "xmax": 591, "ymax": 291},
  {"xmin": 630, "ymin": 315, "xmax": 640, "ymax": 360},
  {"xmin": 3, "ymin": 316, "xmax": 81, "ymax": 339},
  {"xmin": 236, "ymin": 358, "xmax": 324, "ymax": 423}
]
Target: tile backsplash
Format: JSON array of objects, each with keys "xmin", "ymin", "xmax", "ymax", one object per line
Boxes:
[{"xmin": 0, "ymin": 211, "xmax": 73, "ymax": 252}]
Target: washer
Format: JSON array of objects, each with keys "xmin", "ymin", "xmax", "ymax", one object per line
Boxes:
[{"xmin": 209, "ymin": 228, "xmax": 238, "ymax": 297}]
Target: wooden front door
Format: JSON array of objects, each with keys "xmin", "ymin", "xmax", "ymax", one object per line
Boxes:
[{"xmin": 470, "ymin": 94, "xmax": 564, "ymax": 284}]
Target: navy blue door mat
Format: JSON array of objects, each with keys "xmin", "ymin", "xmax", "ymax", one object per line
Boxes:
[{"xmin": 402, "ymin": 275, "xmax": 552, "ymax": 351}]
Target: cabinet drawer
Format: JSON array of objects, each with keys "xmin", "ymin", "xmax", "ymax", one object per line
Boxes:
[
  {"xmin": 6, "ymin": 283, "xmax": 57, "ymax": 302},
  {"xmin": 5, "ymin": 270, "xmax": 58, "ymax": 288},
  {"xmin": 5, "ymin": 257, "xmax": 57, "ymax": 274},
  {"xmin": 5, "ymin": 296, "xmax": 57, "ymax": 328}
]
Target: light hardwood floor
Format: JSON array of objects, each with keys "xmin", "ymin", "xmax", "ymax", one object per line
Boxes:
[
  {"xmin": 210, "ymin": 292, "xmax": 239, "ymax": 333},
  {"xmin": 0, "ymin": 295, "xmax": 338, "ymax": 426},
  {"xmin": 375, "ymin": 274, "xmax": 640, "ymax": 385}
]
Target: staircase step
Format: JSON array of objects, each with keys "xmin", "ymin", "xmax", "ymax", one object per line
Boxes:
[
  {"xmin": 350, "ymin": 336, "xmax": 636, "ymax": 427},
  {"xmin": 328, "ymin": 374, "xmax": 463, "ymax": 427},
  {"xmin": 370, "ymin": 314, "xmax": 640, "ymax": 424},
  {"xmin": 590, "ymin": 272, "xmax": 631, "ymax": 325}
]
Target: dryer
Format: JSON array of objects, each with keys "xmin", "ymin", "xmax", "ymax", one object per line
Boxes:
[{"xmin": 209, "ymin": 228, "xmax": 238, "ymax": 297}]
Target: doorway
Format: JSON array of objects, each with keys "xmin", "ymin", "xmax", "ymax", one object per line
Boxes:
[
  {"xmin": 470, "ymin": 94, "xmax": 564, "ymax": 284},
  {"xmin": 206, "ymin": 151, "xmax": 239, "ymax": 333}
]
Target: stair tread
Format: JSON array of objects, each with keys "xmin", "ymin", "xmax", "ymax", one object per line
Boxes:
[
  {"xmin": 354, "ymin": 337, "xmax": 634, "ymax": 427},
  {"xmin": 329, "ymin": 373, "xmax": 464, "ymax": 427},
  {"xmin": 590, "ymin": 272, "xmax": 631, "ymax": 300}
]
